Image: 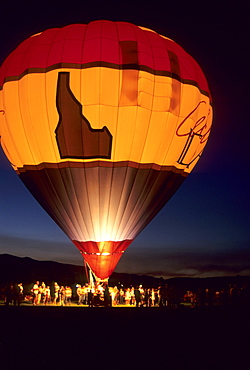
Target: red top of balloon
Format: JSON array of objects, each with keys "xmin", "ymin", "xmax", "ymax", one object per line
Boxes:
[{"xmin": 0, "ymin": 21, "xmax": 210, "ymax": 98}]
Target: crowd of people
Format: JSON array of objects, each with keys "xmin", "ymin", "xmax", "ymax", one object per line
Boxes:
[
  {"xmin": 2, "ymin": 279, "xmax": 250, "ymax": 307},
  {"xmin": 3, "ymin": 281, "xmax": 164, "ymax": 307},
  {"xmin": 182, "ymin": 284, "xmax": 250, "ymax": 307}
]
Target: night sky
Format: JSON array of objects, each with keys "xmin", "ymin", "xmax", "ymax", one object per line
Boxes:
[{"xmin": 0, "ymin": 1, "xmax": 249, "ymax": 279}]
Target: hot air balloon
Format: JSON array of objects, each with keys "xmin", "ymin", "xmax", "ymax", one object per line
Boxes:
[{"xmin": 0, "ymin": 21, "xmax": 212, "ymax": 280}]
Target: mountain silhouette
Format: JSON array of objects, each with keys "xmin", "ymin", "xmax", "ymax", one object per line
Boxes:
[
  {"xmin": 0, "ymin": 254, "xmax": 249, "ymax": 294},
  {"xmin": 0, "ymin": 254, "xmax": 165, "ymax": 288}
]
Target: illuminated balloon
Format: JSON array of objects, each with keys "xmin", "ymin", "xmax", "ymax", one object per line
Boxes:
[{"xmin": 0, "ymin": 21, "xmax": 212, "ymax": 279}]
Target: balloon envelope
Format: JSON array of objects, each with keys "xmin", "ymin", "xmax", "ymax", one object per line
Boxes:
[{"xmin": 0, "ymin": 21, "xmax": 212, "ymax": 279}]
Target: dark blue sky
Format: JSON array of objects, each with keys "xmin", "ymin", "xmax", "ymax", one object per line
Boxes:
[{"xmin": 0, "ymin": 0, "xmax": 249, "ymax": 278}]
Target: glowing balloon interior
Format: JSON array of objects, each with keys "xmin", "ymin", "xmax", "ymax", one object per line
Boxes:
[{"xmin": 0, "ymin": 21, "xmax": 212, "ymax": 279}]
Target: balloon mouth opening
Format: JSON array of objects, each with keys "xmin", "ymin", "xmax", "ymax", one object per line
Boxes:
[
  {"xmin": 80, "ymin": 251, "xmax": 124, "ymax": 256},
  {"xmin": 72, "ymin": 239, "xmax": 132, "ymax": 255},
  {"xmin": 72, "ymin": 240, "xmax": 133, "ymax": 279},
  {"xmin": 81, "ymin": 250, "xmax": 125, "ymax": 280}
]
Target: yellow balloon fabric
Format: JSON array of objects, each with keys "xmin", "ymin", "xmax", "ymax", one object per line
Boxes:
[{"xmin": 0, "ymin": 21, "xmax": 212, "ymax": 279}]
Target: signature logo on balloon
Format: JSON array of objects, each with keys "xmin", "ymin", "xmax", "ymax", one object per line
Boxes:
[
  {"xmin": 55, "ymin": 72, "xmax": 113, "ymax": 159},
  {"xmin": 176, "ymin": 101, "xmax": 212, "ymax": 167}
]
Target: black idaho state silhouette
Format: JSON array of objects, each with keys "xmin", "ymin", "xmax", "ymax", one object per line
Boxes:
[{"xmin": 55, "ymin": 72, "xmax": 112, "ymax": 159}]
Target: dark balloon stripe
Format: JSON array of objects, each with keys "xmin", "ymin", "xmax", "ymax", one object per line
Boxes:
[
  {"xmin": 0, "ymin": 62, "xmax": 210, "ymax": 98},
  {"xmin": 17, "ymin": 160, "xmax": 189, "ymax": 173}
]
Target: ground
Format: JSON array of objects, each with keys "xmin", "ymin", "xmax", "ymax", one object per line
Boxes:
[{"xmin": 0, "ymin": 304, "xmax": 249, "ymax": 369}]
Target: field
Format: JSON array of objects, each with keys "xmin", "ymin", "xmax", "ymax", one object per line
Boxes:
[{"xmin": 0, "ymin": 304, "xmax": 249, "ymax": 369}]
